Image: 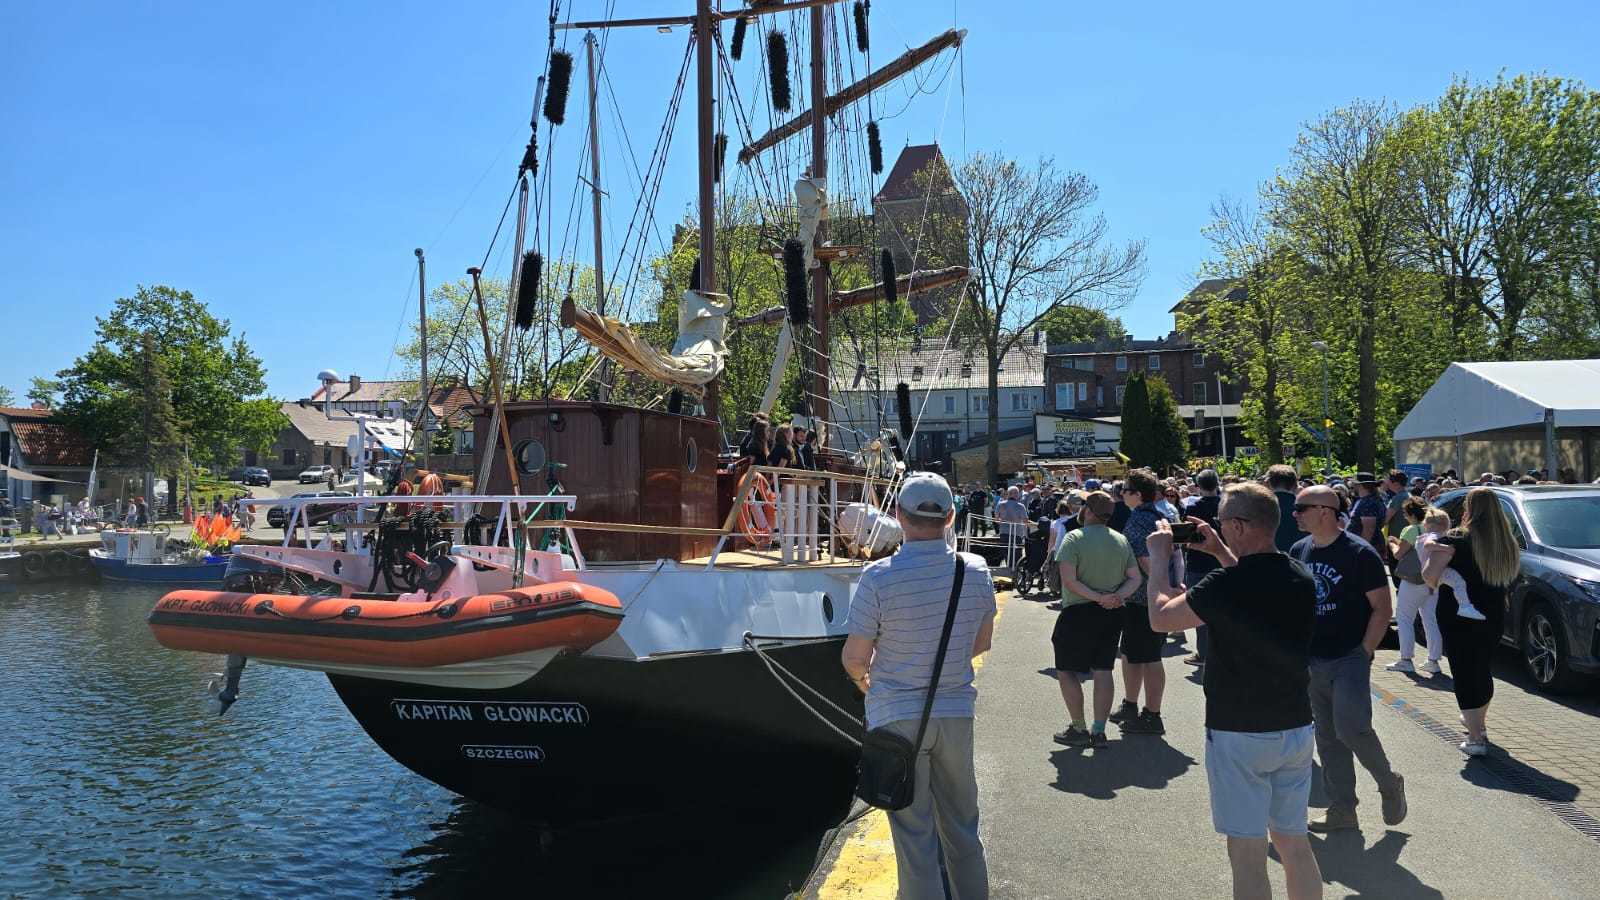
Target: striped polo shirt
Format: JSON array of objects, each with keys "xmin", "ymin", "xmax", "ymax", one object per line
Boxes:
[{"xmin": 847, "ymin": 540, "xmax": 998, "ymax": 728}]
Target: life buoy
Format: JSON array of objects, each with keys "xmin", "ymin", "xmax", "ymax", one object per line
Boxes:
[
  {"xmin": 21, "ymin": 553, "xmax": 45, "ymax": 578},
  {"xmin": 737, "ymin": 473, "xmax": 778, "ymax": 549}
]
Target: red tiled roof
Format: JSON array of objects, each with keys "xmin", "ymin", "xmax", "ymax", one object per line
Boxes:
[
  {"xmin": 9, "ymin": 420, "xmax": 92, "ymax": 467},
  {"xmin": 0, "ymin": 406, "xmax": 53, "ymax": 420}
]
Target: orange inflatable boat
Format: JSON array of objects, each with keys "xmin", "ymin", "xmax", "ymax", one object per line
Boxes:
[{"xmin": 147, "ymin": 582, "xmax": 624, "ymax": 668}]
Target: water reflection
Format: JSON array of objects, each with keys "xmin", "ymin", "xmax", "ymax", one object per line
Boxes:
[{"xmin": 0, "ymin": 582, "xmax": 834, "ymax": 899}]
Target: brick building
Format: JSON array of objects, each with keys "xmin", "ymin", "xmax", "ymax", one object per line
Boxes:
[
  {"xmin": 1045, "ymin": 281, "xmax": 1249, "ymax": 457},
  {"xmin": 874, "ymin": 143, "xmax": 969, "ymax": 323}
]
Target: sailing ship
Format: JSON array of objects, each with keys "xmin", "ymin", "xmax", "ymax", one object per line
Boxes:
[{"xmin": 149, "ymin": 0, "xmax": 968, "ymax": 828}]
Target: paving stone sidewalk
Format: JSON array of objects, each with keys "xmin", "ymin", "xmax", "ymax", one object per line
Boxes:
[{"xmin": 1370, "ymin": 642, "xmax": 1600, "ymax": 832}]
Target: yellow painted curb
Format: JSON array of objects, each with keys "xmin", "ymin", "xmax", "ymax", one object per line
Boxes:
[{"xmin": 817, "ymin": 590, "xmax": 1011, "ymax": 899}]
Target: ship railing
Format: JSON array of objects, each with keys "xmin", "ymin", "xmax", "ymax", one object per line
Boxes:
[
  {"xmin": 236, "ymin": 494, "xmax": 580, "ymax": 559},
  {"xmin": 702, "ymin": 465, "xmax": 903, "ymax": 569},
  {"xmin": 958, "ymin": 510, "xmax": 1022, "ymax": 576}
]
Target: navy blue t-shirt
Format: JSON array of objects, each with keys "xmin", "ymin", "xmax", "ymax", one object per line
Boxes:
[{"xmin": 1290, "ymin": 532, "xmax": 1389, "ymax": 658}]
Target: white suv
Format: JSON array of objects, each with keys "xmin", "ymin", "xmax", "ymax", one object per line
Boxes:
[{"xmin": 298, "ymin": 464, "xmax": 335, "ymax": 483}]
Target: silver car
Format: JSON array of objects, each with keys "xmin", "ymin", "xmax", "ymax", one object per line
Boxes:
[{"xmin": 1435, "ymin": 485, "xmax": 1600, "ymax": 693}]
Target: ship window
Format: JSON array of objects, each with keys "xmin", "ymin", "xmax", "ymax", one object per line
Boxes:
[
  {"xmin": 822, "ymin": 593, "xmax": 835, "ymax": 623},
  {"xmin": 514, "ymin": 438, "xmax": 547, "ymax": 475},
  {"xmin": 685, "ymin": 438, "xmax": 699, "ymax": 472}
]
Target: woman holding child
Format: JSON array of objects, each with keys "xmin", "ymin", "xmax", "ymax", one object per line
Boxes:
[{"xmin": 1421, "ymin": 488, "xmax": 1521, "ymax": 757}]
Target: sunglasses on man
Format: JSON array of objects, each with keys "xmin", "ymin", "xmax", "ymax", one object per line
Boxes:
[{"xmin": 1292, "ymin": 503, "xmax": 1337, "ymax": 514}]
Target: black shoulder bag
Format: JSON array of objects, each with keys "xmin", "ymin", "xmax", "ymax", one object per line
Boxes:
[{"xmin": 855, "ymin": 557, "xmax": 968, "ymax": 811}]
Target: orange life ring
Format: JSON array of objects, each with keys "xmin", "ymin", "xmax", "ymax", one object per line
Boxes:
[{"xmin": 738, "ymin": 472, "xmax": 778, "ymax": 548}]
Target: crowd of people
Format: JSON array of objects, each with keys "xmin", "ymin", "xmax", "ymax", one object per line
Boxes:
[
  {"xmin": 842, "ymin": 462, "xmax": 1524, "ymax": 899},
  {"xmin": 736, "ymin": 412, "xmax": 821, "ymax": 469}
]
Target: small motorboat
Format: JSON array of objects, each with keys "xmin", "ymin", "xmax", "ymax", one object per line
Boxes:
[{"xmin": 90, "ymin": 527, "xmax": 228, "ymax": 584}]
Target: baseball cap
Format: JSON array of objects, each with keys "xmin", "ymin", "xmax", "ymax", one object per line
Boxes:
[{"xmin": 897, "ymin": 472, "xmax": 955, "ymax": 519}]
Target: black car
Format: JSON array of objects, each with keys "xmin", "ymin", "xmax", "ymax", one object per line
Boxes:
[
  {"xmin": 1435, "ymin": 485, "xmax": 1600, "ymax": 692},
  {"xmin": 265, "ymin": 491, "xmax": 356, "ymax": 530},
  {"xmin": 241, "ymin": 467, "xmax": 271, "ymax": 486}
]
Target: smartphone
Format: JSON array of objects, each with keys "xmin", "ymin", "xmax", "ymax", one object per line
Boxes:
[{"xmin": 1169, "ymin": 521, "xmax": 1199, "ymax": 544}]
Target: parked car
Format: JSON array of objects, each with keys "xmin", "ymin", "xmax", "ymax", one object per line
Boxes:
[
  {"xmin": 1435, "ymin": 485, "xmax": 1600, "ymax": 692},
  {"xmin": 266, "ymin": 491, "xmax": 355, "ymax": 530},
  {"xmin": 298, "ymin": 465, "xmax": 335, "ymax": 484},
  {"xmin": 241, "ymin": 467, "xmax": 271, "ymax": 486}
]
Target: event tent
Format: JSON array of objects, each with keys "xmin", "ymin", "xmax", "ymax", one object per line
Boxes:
[{"xmin": 1393, "ymin": 360, "xmax": 1600, "ymax": 481}]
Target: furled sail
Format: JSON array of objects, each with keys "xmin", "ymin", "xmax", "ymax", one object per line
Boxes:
[{"xmin": 562, "ymin": 289, "xmax": 733, "ymax": 396}]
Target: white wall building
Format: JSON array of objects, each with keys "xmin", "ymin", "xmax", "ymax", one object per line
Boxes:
[{"xmin": 829, "ymin": 340, "xmax": 1047, "ymax": 468}]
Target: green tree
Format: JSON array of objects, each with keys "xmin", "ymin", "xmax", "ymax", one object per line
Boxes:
[
  {"xmin": 1119, "ymin": 371, "xmax": 1151, "ymax": 465},
  {"xmin": 0, "ymin": 386, "xmax": 13, "ymax": 407},
  {"xmin": 1038, "ymin": 306, "xmax": 1125, "ymax": 345},
  {"xmin": 27, "ymin": 377, "xmax": 61, "ymax": 408},
  {"xmin": 127, "ymin": 332, "xmax": 183, "ymax": 495},
  {"xmin": 1269, "ymin": 101, "xmax": 1410, "ymax": 471},
  {"xmin": 1145, "ymin": 376, "xmax": 1190, "ymax": 474},
  {"xmin": 56, "ymin": 285, "xmax": 287, "ymax": 470}
]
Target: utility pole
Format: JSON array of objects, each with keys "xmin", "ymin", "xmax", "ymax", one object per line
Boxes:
[
  {"xmin": 1312, "ymin": 340, "xmax": 1331, "ymax": 475},
  {"xmin": 415, "ymin": 247, "xmax": 430, "ymax": 470},
  {"xmin": 585, "ymin": 31, "xmax": 611, "ymax": 403},
  {"xmin": 1216, "ymin": 371, "xmax": 1227, "ymax": 459}
]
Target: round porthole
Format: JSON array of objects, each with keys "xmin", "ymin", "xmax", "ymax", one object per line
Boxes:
[
  {"xmin": 822, "ymin": 593, "xmax": 835, "ymax": 623},
  {"xmin": 514, "ymin": 439, "xmax": 547, "ymax": 475},
  {"xmin": 685, "ymin": 438, "xmax": 699, "ymax": 473}
]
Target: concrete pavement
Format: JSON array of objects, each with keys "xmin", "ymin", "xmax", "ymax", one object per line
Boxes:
[{"xmin": 813, "ymin": 591, "xmax": 1600, "ymax": 899}]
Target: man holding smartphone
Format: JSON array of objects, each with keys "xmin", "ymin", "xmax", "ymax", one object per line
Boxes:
[{"xmin": 1144, "ymin": 484, "xmax": 1324, "ymax": 900}]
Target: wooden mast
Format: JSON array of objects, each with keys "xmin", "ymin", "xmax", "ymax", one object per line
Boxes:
[
  {"xmin": 808, "ymin": 2, "xmax": 830, "ymax": 439},
  {"xmin": 695, "ymin": 0, "xmax": 719, "ymax": 420},
  {"xmin": 584, "ymin": 31, "xmax": 612, "ymax": 403}
]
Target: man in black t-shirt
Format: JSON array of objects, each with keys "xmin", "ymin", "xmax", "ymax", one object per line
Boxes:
[
  {"xmin": 1290, "ymin": 484, "xmax": 1407, "ymax": 833},
  {"xmin": 1182, "ymin": 469, "xmax": 1223, "ymax": 667},
  {"xmin": 1145, "ymin": 482, "xmax": 1323, "ymax": 900}
]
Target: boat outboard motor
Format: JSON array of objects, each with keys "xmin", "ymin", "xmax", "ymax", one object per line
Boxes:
[
  {"xmin": 408, "ymin": 541, "xmax": 457, "ymax": 597},
  {"xmin": 206, "ymin": 653, "xmax": 248, "ymax": 716}
]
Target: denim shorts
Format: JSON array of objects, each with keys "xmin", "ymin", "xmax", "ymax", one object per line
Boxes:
[{"xmin": 1204, "ymin": 724, "xmax": 1315, "ymax": 838}]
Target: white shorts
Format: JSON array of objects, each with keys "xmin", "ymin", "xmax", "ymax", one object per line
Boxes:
[{"xmin": 1204, "ymin": 724, "xmax": 1315, "ymax": 838}]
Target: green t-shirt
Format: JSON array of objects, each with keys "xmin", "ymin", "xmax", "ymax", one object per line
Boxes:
[
  {"xmin": 1399, "ymin": 523, "xmax": 1421, "ymax": 546},
  {"xmin": 1054, "ymin": 524, "xmax": 1136, "ymax": 607}
]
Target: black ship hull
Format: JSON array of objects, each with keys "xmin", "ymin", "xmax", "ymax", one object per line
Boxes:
[{"xmin": 328, "ymin": 637, "xmax": 862, "ymax": 829}]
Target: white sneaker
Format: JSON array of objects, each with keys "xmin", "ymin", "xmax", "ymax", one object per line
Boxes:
[
  {"xmin": 1419, "ymin": 659, "xmax": 1442, "ymax": 675},
  {"xmin": 1386, "ymin": 659, "xmax": 1416, "ymax": 672},
  {"xmin": 1457, "ymin": 602, "xmax": 1488, "ymax": 621},
  {"xmin": 1460, "ymin": 740, "xmax": 1489, "ymax": 757}
]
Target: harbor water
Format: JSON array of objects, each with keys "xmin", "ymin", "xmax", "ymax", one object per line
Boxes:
[{"xmin": 0, "ymin": 582, "xmax": 837, "ymax": 898}]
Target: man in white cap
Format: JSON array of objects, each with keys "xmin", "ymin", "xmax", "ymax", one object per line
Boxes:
[{"xmin": 843, "ymin": 472, "xmax": 997, "ymax": 899}]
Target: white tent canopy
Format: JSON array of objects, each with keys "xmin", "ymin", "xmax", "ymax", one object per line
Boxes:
[
  {"xmin": 1394, "ymin": 360, "xmax": 1600, "ymax": 479},
  {"xmin": 1394, "ymin": 360, "xmax": 1600, "ymax": 440}
]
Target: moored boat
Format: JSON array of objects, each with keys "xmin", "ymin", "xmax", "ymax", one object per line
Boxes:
[{"xmin": 90, "ymin": 528, "xmax": 228, "ymax": 584}]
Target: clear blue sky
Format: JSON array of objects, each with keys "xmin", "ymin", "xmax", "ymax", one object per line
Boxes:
[{"xmin": 4, "ymin": 1, "xmax": 1596, "ymax": 401}]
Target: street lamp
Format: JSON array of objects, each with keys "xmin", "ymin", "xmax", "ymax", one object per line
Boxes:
[{"xmin": 1310, "ymin": 341, "xmax": 1331, "ymax": 476}]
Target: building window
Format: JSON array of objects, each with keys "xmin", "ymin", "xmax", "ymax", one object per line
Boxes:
[
  {"xmin": 1149, "ymin": 354, "xmax": 1161, "ymax": 371},
  {"xmin": 1096, "ymin": 385, "xmax": 1104, "ymax": 406},
  {"xmin": 458, "ymin": 428, "xmax": 475, "ymax": 452},
  {"xmin": 1115, "ymin": 355, "xmax": 1127, "ymax": 372},
  {"xmin": 1193, "ymin": 382, "xmax": 1206, "ymax": 404},
  {"xmin": 884, "ymin": 396, "xmax": 895, "ymax": 414},
  {"xmin": 912, "ymin": 365, "xmax": 924, "ymax": 381},
  {"xmin": 1077, "ymin": 383, "xmax": 1087, "ymax": 403},
  {"xmin": 1075, "ymin": 358, "xmax": 1094, "ymax": 371},
  {"xmin": 1115, "ymin": 384, "xmax": 1126, "ymax": 406},
  {"xmin": 944, "ymin": 395, "xmax": 955, "ymax": 414},
  {"xmin": 1011, "ymin": 393, "xmax": 1021, "ymax": 412},
  {"xmin": 282, "ymin": 447, "xmax": 295, "ymax": 466},
  {"xmin": 1193, "ymin": 351, "xmax": 1206, "ymax": 367}
]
